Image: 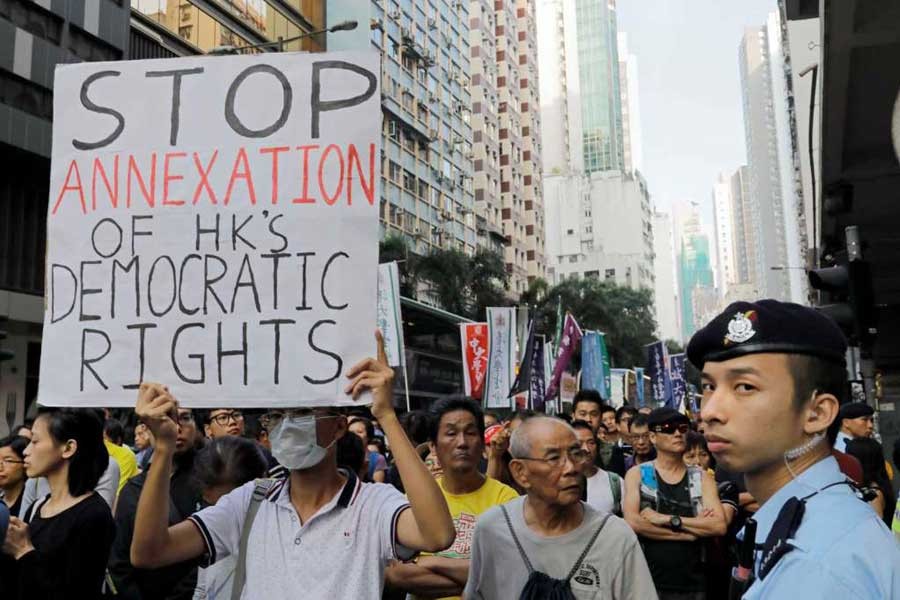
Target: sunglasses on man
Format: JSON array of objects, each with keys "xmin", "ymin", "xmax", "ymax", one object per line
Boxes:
[{"xmin": 651, "ymin": 422, "xmax": 690, "ymax": 435}]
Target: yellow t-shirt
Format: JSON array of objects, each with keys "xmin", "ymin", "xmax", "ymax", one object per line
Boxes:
[
  {"xmin": 104, "ymin": 440, "xmax": 139, "ymax": 495},
  {"xmin": 418, "ymin": 476, "xmax": 519, "ymax": 600}
]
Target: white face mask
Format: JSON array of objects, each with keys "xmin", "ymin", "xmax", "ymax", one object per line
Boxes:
[{"xmin": 269, "ymin": 415, "xmax": 337, "ymax": 471}]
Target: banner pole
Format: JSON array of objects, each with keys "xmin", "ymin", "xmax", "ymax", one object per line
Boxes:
[{"xmin": 402, "ymin": 362, "xmax": 411, "ymax": 412}]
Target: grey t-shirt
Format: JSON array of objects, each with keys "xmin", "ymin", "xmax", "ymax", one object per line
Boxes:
[{"xmin": 464, "ymin": 497, "xmax": 658, "ymax": 600}]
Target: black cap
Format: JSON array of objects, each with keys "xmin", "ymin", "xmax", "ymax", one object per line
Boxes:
[
  {"xmin": 838, "ymin": 402, "xmax": 874, "ymax": 421},
  {"xmin": 687, "ymin": 299, "xmax": 847, "ymax": 368},
  {"xmin": 647, "ymin": 408, "xmax": 689, "ymax": 429}
]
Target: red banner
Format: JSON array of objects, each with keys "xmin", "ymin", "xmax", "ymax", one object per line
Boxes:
[{"xmin": 460, "ymin": 323, "xmax": 489, "ymax": 400}]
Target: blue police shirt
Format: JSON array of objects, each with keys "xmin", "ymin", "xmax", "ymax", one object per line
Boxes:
[{"xmin": 742, "ymin": 456, "xmax": 900, "ymax": 599}]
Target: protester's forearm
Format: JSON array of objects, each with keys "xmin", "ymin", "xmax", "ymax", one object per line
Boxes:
[
  {"xmin": 681, "ymin": 514, "xmax": 727, "ymax": 537},
  {"xmin": 625, "ymin": 514, "xmax": 696, "ymax": 541},
  {"xmin": 385, "ymin": 562, "xmax": 462, "ymax": 597},
  {"xmin": 381, "ymin": 412, "xmax": 455, "ymax": 550},
  {"xmin": 130, "ymin": 441, "xmax": 175, "ymax": 567},
  {"xmin": 486, "ymin": 453, "xmax": 504, "ymax": 480},
  {"xmin": 418, "ymin": 556, "xmax": 470, "ymax": 586}
]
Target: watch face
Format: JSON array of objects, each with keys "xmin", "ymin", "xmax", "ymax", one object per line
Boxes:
[{"xmin": 670, "ymin": 516, "xmax": 682, "ymax": 529}]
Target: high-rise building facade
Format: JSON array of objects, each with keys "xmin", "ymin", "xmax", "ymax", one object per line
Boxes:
[
  {"xmin": 1, "ymin": 0, "xmax": 131, "ymax": 437},
  {"xmin": 370, "ymin": 1, "xmax": 477, "ymax": 256},
  {"xmin": 677, "ymin": 206, "xmax": 715, "ymax": 341},
  {"xmin": 738, "ymin": 11, "xmax": 807, "ymax": 303},
  {"xmin": 544, "ymin": 170, "xmax": 653, "ymax": 291},
  {"xmin": 470, "ymin": 0, "xmax": 545, "ymax": 295},
  {"xmin": 652, "ymin": 212, "xmax": 681, "ymax": 342},
  {"xmin": 729, "ymin": 166, "xmax": 754, "ymax": 287},
  {"xmin": 712, "ymin": 171, "xmax": 737, "ymax": 298},
  {"xmin": 537, "ymin": 0, "xmax": 623, "ymax": 176},
  {"xmin": 618, "ymin": 32, "xmax": 642, "ymax": 175},
  {"xmin": 538, "ymin": 0, "xmax": 652, "ymax": 297},
  {"xmin": 132, "ymin": 0, "xmax": 325, "ymax": 55}
]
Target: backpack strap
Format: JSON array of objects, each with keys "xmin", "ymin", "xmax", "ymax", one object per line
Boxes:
[
  {"xmin": 565, "ymin": 512, "xmax": 612, "ymax": 580},
  {"xmin": 687, "ymin": 466, "xmax": 704, "ymax": 516},
  {"xmin": 501, "ymin": 504, "xmax": 534, "ymax": 575},
  {"xmin": 230, "ymin": 478, "xmax": 278, "ymax": 600},
  {"xmin": 639, "ymin": 462, "xmax": 658, "ymax": 506},
  {"xmin": 609, "ymin": 473, "xmax": 623, "ymax": 516}
]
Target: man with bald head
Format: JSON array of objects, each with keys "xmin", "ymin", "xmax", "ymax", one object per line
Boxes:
[{"xmin": 464, "ymin": 416, "xmax": 656, "ymax": 599}]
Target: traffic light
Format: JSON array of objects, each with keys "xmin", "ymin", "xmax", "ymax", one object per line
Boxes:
[{"xmin": 807, "ymin": 227, "xmax": 876, "ymax": 348}]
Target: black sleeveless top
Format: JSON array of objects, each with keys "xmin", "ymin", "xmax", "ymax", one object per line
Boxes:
[{"xmin": 638, "ymin": 469, "xmax": 706, "ymax": 593}]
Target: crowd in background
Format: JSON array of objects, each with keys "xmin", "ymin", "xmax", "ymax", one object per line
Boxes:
[{"xmin": 1, "ymin": 348, "xmax": 899, "ymax": 599}]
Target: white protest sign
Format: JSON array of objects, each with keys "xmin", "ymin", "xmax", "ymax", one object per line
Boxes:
[
  {"xmin": 483, "ymin": 307, "xmax": 516, "ymax": 409},
  {"xmin": 40, "ymin": 51, "xmax": 381, "ymax": 408},
  {"xmin": 376, "ymin": 262, "xmax": 404, "ymax": 367}
]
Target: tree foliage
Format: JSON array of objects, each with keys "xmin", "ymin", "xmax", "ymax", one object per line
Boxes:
[
  {"xmin": 532, "ymin": 278, "xmax": 658, "ymax": 369},
  {"xmin": 378, "ymin": 234, "xmax": 419, "ymax": 298},
  {"xmin": 380, "ymin": 240, "xmax": 511, "ymax": 320}
]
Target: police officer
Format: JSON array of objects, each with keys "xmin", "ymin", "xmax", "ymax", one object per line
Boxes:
[{"xmin": 688, "ymin": 300, "xmax": 900, "ymax": 599}]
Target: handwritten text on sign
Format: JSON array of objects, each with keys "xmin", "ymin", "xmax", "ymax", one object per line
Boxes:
[{"xmin": 40, "ymin": 52, "xmax": 381, "ymax": 408}]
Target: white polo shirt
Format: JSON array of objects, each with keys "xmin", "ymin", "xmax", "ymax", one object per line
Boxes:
[{"xmin": 189, "ymin": 469, "xmax": 411, "ymax": 600}]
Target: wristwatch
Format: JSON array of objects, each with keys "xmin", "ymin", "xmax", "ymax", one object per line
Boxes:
[{"xmin": 669, "ymin": 515, "xmax": 683, "ymax": 531}]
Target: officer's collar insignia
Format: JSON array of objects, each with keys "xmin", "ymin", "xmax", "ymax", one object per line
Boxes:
[{"xmin": 724, "ymin": 310, "xmax": 757, "ymax": 345}]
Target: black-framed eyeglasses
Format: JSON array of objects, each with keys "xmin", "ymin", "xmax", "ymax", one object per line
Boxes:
[
  {"xmin": 652, "ymin": 422, "xmax": 690, "ymax": 435},
  {"xmin": 0, "ymin": 458, "xmax": 25, "ymax": 468},
  {"xmin": 210, "ymin": 411, "xmax": 244, "ymax": 426},
  {"xmin": 176, "ymin": 412, "xmax": 195, "ymax": 425},
  {"xmin": 517, "ymin": 448, "xmax": 591, "ymax": 469}
]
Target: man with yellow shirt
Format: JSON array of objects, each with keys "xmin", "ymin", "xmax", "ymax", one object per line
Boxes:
[
  {"xmin": 104, "ymin": 418, "xmax": 139, "ymax": 496},
  {"xmin": 385, "ymin": 397, "xmax": 518, "ymax": 599}
]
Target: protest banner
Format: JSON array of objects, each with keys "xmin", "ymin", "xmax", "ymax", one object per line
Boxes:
[
  {"xmin": 559, "ymin": 371, "xmax": 578, "ymax": 410},
  {"xmin": 669, "ymin": 353, "xmax": 687, "ymax": 411},
  {"xmin": 609, "ymin": 369, "xmax": 627, "ymax": 408},
  {"xmin": 377, "ymin": 262, "xmax": 405, "ymax": 368},
  {"xmin": 546, "ymin": 313, "xmax": 582, "ymax": 399},
  {"xmin": 645, "ymin": 341, "xmax": 673, "ymax": 409},
  {"xmin": 634, "ymin": 367, "xmax": 646, "ymax": 407},
  {"xmin": 483, "ymin": 307, "xmax": 516, "ymax": 409},
  {"xmin": 509, "ymin": 317, "xmax": 534, "ymax": 398},
  {"xmin": 530, "ymin": 335, "xmax": 547, "ymax": 412},
  {"xmin": 460, "ymin": 323, "xmax": 489, "ymax": 400},
  {"xmin": 580, "ymin": 331, "xmax": 605, "ymax": 397},
  {"xmin": 39, "ymin": 51, "xmax": 381, "ymax": 408}
]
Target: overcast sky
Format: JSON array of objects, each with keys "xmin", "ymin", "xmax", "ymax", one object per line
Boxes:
[{"xmin": 617, "ymin": 0, "xmax": 777, "ymax": 220}]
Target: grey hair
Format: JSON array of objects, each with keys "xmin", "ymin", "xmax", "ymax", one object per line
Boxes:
[{"xmin": 509, "ymin": 416, "xmax": 576, "ymax": 459}]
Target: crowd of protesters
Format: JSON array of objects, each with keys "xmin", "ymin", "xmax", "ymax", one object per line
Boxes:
[{"xmin": 3, "ymin": 302, "xmax": 900, "ymax": 599}]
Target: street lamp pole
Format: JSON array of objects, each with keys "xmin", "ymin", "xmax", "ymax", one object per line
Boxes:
[{"xmin": 208, "ymin": 20, "xmax": 358, "ymax": 55}]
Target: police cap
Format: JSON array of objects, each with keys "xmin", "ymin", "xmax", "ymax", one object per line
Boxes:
[{"xmin": 687, "ymin": 299, "xmax": 847, "ymax": 368}]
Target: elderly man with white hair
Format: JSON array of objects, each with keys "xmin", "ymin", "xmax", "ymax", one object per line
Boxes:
[{"xmin": 463, "ymin": 416, "xmax": 657, "ymax": 600}]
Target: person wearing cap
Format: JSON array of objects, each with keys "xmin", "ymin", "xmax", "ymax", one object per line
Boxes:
[
  {"xmin": 834, "ymin": 401, "xmax": 874, "ymax": 451},
  {"xmin": 129, "ymin": 332, "xmax": 456, "ymax": 600},
  {"xmin": 623, "ymin": 408, "xmax": 726, "ymax": 600},
  {"xmin": 385, "ymin": 397, "xmax": 517, "ymax": 599},
  {"xmin": 689, "ymin": 299, "xmax": 900, "ymax": 599}
]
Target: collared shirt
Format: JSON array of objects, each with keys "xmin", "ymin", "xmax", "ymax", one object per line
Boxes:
[
  {"xmin": 189, "ymin": 469, "xmax": 410, "ymax": 600},
  {"xmin": 834, "ymin": 430, "xmax": 852, "ymax": 451},
  {"xmin": 742, "ymin": 457, "xmax": 900, "ymax": 599}
]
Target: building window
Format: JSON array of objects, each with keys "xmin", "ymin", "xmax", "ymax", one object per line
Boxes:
[{"xmin": 605, "ymin": 268, "xmax": 616, "ymax": 280}]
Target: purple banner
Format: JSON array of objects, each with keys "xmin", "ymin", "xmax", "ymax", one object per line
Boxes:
[{"xmin": 546, "ymin": 313, "xmax": 583, "ymax": 398}]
